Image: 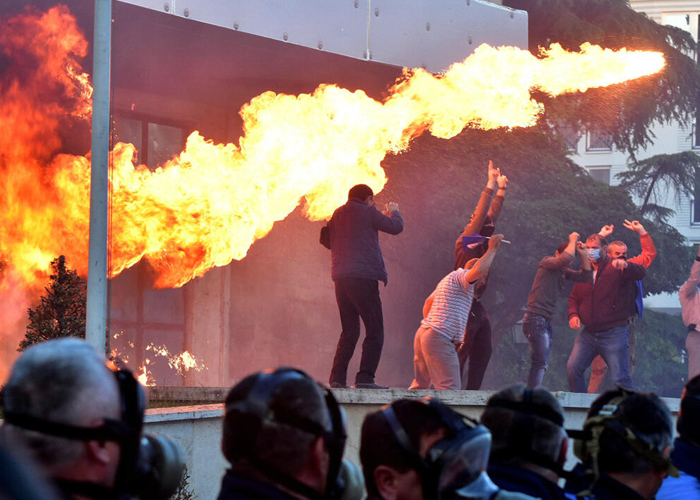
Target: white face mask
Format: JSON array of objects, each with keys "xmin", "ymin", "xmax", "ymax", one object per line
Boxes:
[{"xmin": 587, "ymin": 248, "xmax": 601, "ymax": 260}]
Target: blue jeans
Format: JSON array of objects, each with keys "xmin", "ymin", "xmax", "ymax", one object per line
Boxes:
[
  {"xmin": 567, "ymin": 325, "xmax": 633, "ymax": 393},
  {"xmin": 522, "ymin": 313, "xmax": 552, "ymax": 388}
]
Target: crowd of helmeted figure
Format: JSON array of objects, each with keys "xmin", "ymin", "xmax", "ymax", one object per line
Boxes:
[{"xmin": 1, "ymin": 337, "xmax": 699, "ymax": 500}]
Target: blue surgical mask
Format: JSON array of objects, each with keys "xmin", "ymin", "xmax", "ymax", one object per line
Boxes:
[{"xmin": 587, "ymin": 248, "xmax": 601, "ymax": 260}]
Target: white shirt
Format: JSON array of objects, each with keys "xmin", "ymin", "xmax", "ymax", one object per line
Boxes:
[{"xmin": 422, "ymin": 268, "xmax": 476, "ymax": 343}]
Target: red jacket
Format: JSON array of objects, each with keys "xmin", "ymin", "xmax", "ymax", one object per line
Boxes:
[{"xmin": 568, "ymin": 256, "xmax": 646, "ymax": 333}]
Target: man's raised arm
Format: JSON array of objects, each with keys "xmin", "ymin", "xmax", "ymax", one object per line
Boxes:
[
  {"xmin": 454, "ymin": 160, "xmax": 498, "ymax": 255},
  {"xmin": 624, "ymin": 219, "xmax": 656, "ymax": 268},
  {"xmin": 372, "ymin": 202, "xmax": 404, "ymax": 234}
]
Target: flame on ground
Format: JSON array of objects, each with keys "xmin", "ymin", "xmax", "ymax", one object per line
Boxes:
[
  {"xmin": 0, "ymin": 7, "xmax": 665, "ymax": 292},
  {"xmin": 110, "ymin": 335, "xmax": 205, "ymax": 387}
]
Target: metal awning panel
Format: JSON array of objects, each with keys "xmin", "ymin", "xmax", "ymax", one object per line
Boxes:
[{"xmin": 115, "ymin": 0, "xmax": 527, "ymax": 72}]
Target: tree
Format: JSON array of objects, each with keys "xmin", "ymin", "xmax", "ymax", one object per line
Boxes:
[
  {"xmin": 616, "ymin": 152, "xmax": 700, "ymax": 223},
  {"xmin": 504, "ymin": 0, "xmax": 700, "ymax": 156},
  {"xmin": 19, "ymin": 255, "xmax": 86, "ymax": 351}
]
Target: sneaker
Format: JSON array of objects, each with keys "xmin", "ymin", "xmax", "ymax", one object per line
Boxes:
[
  {"xmin": 330, "ymin": 382, "xmax": 349, "ymax": 389},
  {"xmin": 354, "ymin": 382, "xmax": 389, "ymax": 390}
]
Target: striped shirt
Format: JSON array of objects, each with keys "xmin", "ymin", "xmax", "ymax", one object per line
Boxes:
[{"xmin": 422, "ymin": 268, "xmax": 476, "ymax": 343}]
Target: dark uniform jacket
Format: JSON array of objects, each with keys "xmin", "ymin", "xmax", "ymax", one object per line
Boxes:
[
  {"xmin": 568, "ymin": 256, "xmax": 645, "ymax": 333},
  {"xmin": 217, "ymin": 471, "xmax": 301, "ymax": 500}
]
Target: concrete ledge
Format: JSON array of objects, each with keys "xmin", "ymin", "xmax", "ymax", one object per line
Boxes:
[
  {"xmin": 148, "ymin": 387, "xmax": 680, "ymax": 412},
  {"xmin": 145, "ymin": 403, "xmax": 223, "ymax": 423}
]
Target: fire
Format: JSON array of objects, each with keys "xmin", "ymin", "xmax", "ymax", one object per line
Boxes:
[
  {"xmin": 136, "ymin": 361, "xmax": 155, "ymax": 387},
  {"xmin": 111, "ymin": 336, "xmax": 205, "ymax": 386},
  {"xmin": 145, "ymin": 343, "xmax": 206, "ymax": 377},
  {"xmin": 0, "ymin": 6, "xmax": 667, "ymax": 293}
]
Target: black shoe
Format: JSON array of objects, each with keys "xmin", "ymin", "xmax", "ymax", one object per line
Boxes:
[
  {"xmin": 330, "ymin": 382, "xmax": 348, "ymax": 389},
  {"xmin": 354, "ymin": 382, "xmax": 389, "ymax": 390}
]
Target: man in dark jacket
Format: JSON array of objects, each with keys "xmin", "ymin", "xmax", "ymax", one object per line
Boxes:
[
  {"xmin": 656, "ymin": 374, "xmax": 700, "ymax": 499},
  {"xmin": 567, "ymin": 234, "xmax": 646, "ymax": 393},
  {"xmin": 454, "ymin": 160, "xmax": 507, "ymax": 390},
  {"xmin": 481, "ymin": 385, "xmax": 570, "ymax": 500},
  {"xmin": 522, "ymin": 233, "xmax": 591, "ymax": 388},
  {"xmin": 323, "ymin": 184, "xmax": 403, "ymax": 389}
]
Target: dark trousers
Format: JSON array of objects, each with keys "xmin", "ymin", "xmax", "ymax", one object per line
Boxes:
[
  {"xmin": 329, "ymin": 278, "xmax": 384, "ymax": 385},
  {"xmin": 457, "ymin": 299, "xmax": 492, "ymax": 390}
]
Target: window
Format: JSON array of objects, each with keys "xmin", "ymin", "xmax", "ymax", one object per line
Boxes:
[
  {"xmin": 693, "ymin": 167, "xmax": 700, "ymax": 224},
  {"xmin": 664, "ymin": 14, "xmax": 692, "ymax": 35},
  {"xmin": 110, "ymin": 115, "xmax": 190, "ymax": 383},
  {"xmin": 113, "ymin": 115, "xmax": 187, "ymax": 169},
  {"xmin": 586, "ymin": 130, "xmax": 613, "ymax": 152},
  {"xmin": 556, "ymin": 123, "xmax": 580, "ymax": 152},
  {"xmin": 587, "ymin": 166, "xmax": 611, "ymax": 185},
  {"xmin": 692, "ymin": 123, "xmax": 700, "ymax": 150}
]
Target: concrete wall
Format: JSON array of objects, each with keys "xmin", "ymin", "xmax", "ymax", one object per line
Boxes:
[{"xmin": 143, "ymin": 389, "xmax": 680, "ymax": 499}]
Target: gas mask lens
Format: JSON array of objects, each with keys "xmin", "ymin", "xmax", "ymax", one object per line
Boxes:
[
  {"xmin": 433, "ymin": 431, "xmax": 491, "ymax": 497},
  {"xmin": 130, "ymin": 434, "xmax": 185, "ymax": 500}
]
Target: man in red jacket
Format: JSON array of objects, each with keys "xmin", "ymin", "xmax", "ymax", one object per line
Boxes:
[
  {"xmin": 588, "ymin": 220, "xmax": 656, "ymax": 393},
  {"xmin": 566, "ymin": 233, "xmax": 646, "ymax": 393}
]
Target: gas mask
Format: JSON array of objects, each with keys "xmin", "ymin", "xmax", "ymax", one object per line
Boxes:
[
  {"xmin": 2, "ymin": 366, "xmax": 184, "ymax": 500},
  {"xmin": 224, "ymin": 368, "xmax": 358, "ymax": 500},
  {"xmin": 381, "ymin": 398, "xmax": 495, "ymax": 500}
]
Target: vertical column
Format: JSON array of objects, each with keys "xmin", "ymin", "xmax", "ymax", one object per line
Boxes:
[{"xmin": 85, "ymin": 0, "xmax": 113, "ymax": 356}]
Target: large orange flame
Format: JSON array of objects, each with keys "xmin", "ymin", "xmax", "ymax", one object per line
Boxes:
[{"xmin": 0, "ymin": 6, "xmax": 666, "ymax": 293}]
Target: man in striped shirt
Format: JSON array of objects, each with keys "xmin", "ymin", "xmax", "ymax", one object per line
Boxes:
[{"xmin": 410, "ymin": 234, "xmax": 504, "ymax": 390}]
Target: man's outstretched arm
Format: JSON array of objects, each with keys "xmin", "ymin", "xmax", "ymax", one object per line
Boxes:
[{"xmin": 462, "ymin": 234, "xmax": 504, "ymax": 284}]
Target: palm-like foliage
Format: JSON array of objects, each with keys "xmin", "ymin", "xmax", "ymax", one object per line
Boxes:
[{"xmin": 617, "ymin": 152, "xmax": 700, "ymax": 222}]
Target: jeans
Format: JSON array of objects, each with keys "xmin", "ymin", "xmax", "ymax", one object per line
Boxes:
[
  {"xmin": 522, "ymin": 312, "xmax": 552, "ymax": 388},
  {"xmin": 329, "ymin": 278, "xmax": 384, "ymax": 386},
  {"xmin": 588, "ymin": 317, "xmax": 638, "ymax": 394},
  {"xmin": 457, "ymin": 300, "xmax": 492, "ymax": 390},
  {"xmin": 409, "ymin": 326, "xmax": 460, "ymax": 390},
  {"xmin": 567, "ymin": 325, "xmax": 633, "ymax": 393}
]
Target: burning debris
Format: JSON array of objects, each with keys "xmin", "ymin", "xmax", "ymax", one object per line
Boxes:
[{"xmin": 110, "ymin": 333, "xmax": 206, "ymax": 387}]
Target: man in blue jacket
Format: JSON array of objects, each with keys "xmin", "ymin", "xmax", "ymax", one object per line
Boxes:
[
  {"xmin": 656, "ymin": 374, "xmax": 700, "ymax": 499},
  {"xmin": 322, "ymin": 184, "xmax": 403, "ymax": 389}
]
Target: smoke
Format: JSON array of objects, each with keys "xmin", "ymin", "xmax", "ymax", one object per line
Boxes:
[{"xmin": 0, "ymin": 272, "xmax": 33, "ymax": 384}]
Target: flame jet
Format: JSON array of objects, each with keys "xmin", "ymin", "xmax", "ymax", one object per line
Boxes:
[{"xmin": 0, "ymin": 7, "xmax": 665, "ymax": 290}]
